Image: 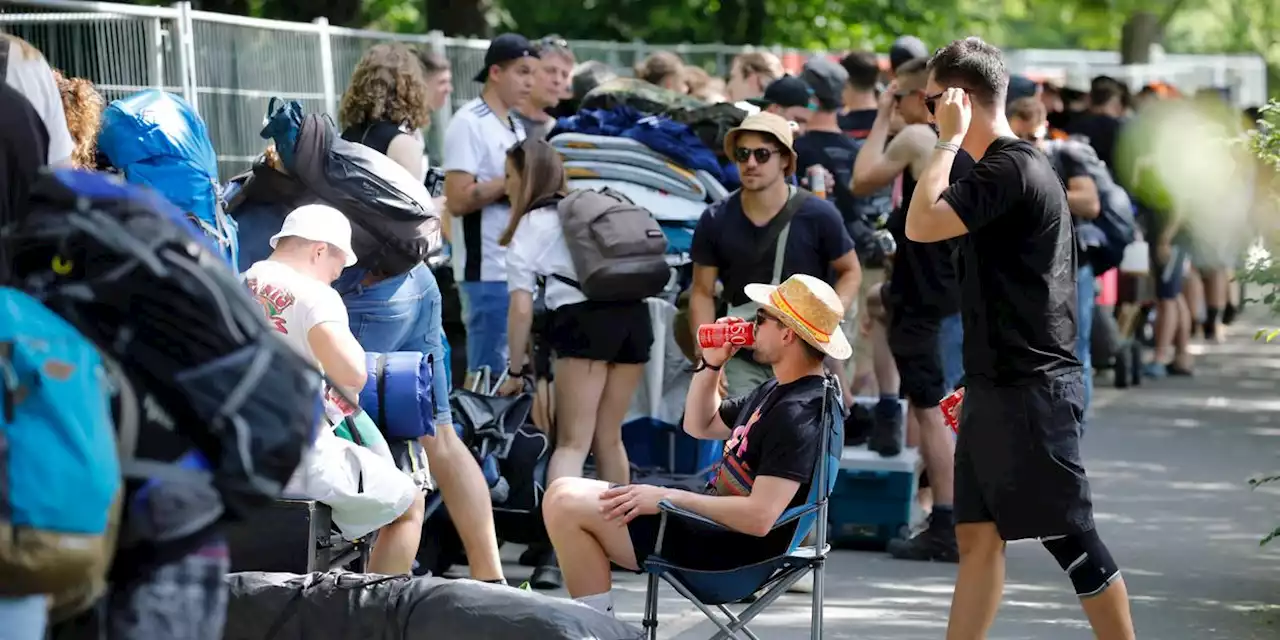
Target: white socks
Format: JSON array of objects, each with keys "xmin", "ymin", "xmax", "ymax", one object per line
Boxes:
[{"xmin": 575, "ymin": 591, "xmax": 615, "ymax": 617}]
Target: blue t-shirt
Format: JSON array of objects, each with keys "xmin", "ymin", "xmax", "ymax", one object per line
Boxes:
[{"xmin": 691, "ymin": 192, "xmax": 855, "ymax": 307}]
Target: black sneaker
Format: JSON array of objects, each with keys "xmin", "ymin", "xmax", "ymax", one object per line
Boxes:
[
  {"xmin": 518, "ymin": 543, "xmax": 546, "ymax": 567},
  {"xmin": 529, "ymin": 549, "xmax": 563, "ymax": 590},
  {"xmin": 868, "ymin": 398, "xmax": 903, "ymax": 457},
  {"xmin": 887, "ymin": 519, "xmax": 958, "ymax": 563},
  {"xmin": 845, "ymin": 402, "xmax": 874, "ymax": 447}
]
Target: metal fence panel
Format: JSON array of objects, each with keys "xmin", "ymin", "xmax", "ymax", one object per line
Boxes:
[
  {"xmin": 0, "ymin": 1, "xmax": 183, "ymax": 105},
  {"xmin": 2, "ymin": 0, "xmax": 1269, "ymax": 180}
]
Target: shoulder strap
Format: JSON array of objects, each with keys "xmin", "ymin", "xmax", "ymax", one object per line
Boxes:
[
  {"xmin": 0, "ymin": 37, "xmax": 9, "ymax": 86},
  {"xmin": 753, "ymin": 186, "xmax": 810, "ymax": 266}
]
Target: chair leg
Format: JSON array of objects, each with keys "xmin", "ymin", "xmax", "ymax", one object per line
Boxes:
[
  {"xmin": 661, "ymin": 574, "xmax": 745, "ymax": 639},
  {"xmin": 810, "ymin": 559, "xmax": 825, "ymax": 640},
  {"xmin": 707, "ymin": 569, "xmax": 809, "ymax": 640},
  {"xmin": 643, "ymin": 573, "xmax": 660, "ymax": 640}
]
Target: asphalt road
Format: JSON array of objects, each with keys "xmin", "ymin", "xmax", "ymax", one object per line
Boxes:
[{"xmin": 497, "ymin": 317, "xmax": 1280, "ymax": 639}]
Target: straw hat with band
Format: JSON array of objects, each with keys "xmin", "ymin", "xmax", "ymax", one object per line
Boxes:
[
  {"xmin": 723, "ymin": 112, "xmax": 798, "ymax": 177},
  {"xmin": 744, "ymin": 273, "xmax": 852, "ymax": 361}
]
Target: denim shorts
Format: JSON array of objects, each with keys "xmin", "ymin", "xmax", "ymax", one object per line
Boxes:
[{"xmin": 336, "ymin": 263, "xmax": 452, "ymax": 427}]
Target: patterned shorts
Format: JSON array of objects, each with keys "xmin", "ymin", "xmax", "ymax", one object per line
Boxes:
[{"xmin": 106, "ymin": 539, "xmax": 230, "ymax": 640}]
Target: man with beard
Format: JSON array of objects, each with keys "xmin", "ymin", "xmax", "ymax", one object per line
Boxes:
[
  {"xmin": 689, "ymin": 112, "xmax": 861, "ymax": 398},
  {"xmin": 851, "ymin": 57, "xmax": 975, "ymax": 562}
]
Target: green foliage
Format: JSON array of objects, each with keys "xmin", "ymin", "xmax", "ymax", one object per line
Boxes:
[{"xmin": 1244, "ymin": 101, "xmax": 1280, "ymax": 547}]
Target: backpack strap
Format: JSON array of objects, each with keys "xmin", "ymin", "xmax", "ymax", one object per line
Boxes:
[
  {"xmin": 374, "ymin": 353, "xmax": 388, "ymax": 435},
  {"xmin": 0, "ymin": 36, "xmax": 9, "ymax": 86}
]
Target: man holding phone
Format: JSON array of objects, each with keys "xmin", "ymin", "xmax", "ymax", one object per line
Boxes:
[{"xmin": 904, "ymin": 38, "xmax": 1135, "ymax": 640}]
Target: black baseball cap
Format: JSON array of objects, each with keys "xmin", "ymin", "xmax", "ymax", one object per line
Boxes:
[
  {"xmin": 748, "ymin": 75, "xmax": 815, "ymax": 110},
  {"xmin": 1006, "ymin": 74, "xmax": 1040, "ymax": 106},
  {"xmin": 474, "ymin": 33, "xmax": 540, "ymax": 83},
  {"xmin": 801, "ymin": 57, "xmax": 848, "ymax": 111},
  {"xmin": 889, "ymin": 36, "xmax": 929, "ymax": 71}
]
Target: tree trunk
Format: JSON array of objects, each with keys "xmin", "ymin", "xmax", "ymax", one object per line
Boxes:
[
  {"xmin": 262, "ymin": 0, "xmax": 362, "ymax": 27},
  {"xmin": 424, "ymin": 0, "xmax": 492, "ymax": 38},
  {"xmin": 741, "ymin": 0, "xmax": 766, "ymax": 46},
  {"xmin": 1119, "ymin": 11, "xmax": 1160, "ymax": 64},
  {"xmin": 190, "ymin": 0, "xmax": 249, "ymax": 14}
]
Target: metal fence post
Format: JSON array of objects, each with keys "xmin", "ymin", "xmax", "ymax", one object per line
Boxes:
[
  {"xmin": 174, "ymin": 1, "xmax": 198, "ymax": 111},
  {"xmin": 314, "ymin": 16, "xmax": 338, "ymax": 117},
  {"xmin": 146, "ymin": 16, "xmax": 165, "ymax": 90},
  {"xmin": 427, "ymin": 29, "xmax": 451, "ymax": 156}
]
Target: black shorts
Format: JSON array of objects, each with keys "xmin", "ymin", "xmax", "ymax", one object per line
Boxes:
[
  {"xmin": 887, "ymin": 315, "xmax": 946, "ymax": 408},
  {"xmin": 954, "ymin": 370, "xmax": 1095, "ymax": 540},
  {"xmin": 548, "ymin": 300, "xmax": 652, "ymax": 364},
  {"xmin": 627, "ymin": 513, "xmax": 794, "ymax": 572}
]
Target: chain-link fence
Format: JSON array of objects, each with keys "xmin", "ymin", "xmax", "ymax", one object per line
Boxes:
[{"xmin": 2, "ymin": 0, "xmax": 1269, "ymax": 179}]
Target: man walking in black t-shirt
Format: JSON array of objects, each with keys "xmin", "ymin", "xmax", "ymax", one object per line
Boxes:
[{"xmin": 905, "ymin": 38, "xmax": 1135, "ymax": 639}]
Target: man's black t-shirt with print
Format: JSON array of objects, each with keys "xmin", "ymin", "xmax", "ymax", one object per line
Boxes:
[
  {"xmin": 690, "ymin": 194, "xmax": 855, "ymax": 308},
  {"xmin": 626, "ymin": 375, "xmax": 827, "ymax": 571},
  {"xmin": 941, "ymin": 138, "xmax": 1081, "ymax": 383}
]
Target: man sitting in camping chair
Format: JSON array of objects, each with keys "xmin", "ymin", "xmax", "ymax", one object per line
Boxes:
[{"xmin": 543, "ymin": 274, "xmax": 846, "ymax": 625}]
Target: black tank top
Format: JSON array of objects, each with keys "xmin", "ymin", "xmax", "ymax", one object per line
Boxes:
[{"xmin": 340, "ymin": 121, "xmax": 404, "ymax": 155}]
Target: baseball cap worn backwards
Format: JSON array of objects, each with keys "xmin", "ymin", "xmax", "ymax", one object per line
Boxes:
[
  {"xmin": 474, "ymin": 33, "xmax": 540, "ymax": 83},
  {"xmin": 748, "ymin": 75, "xmax": 815, "ymax": 111},
  {"xmin": 801, "ymin": 57, "xmax": 849, "ymax": 111}
]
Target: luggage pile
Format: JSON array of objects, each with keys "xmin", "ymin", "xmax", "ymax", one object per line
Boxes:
[{"xmin": 550, "ymin": 79, "xmax": 749, "ymax": 255}]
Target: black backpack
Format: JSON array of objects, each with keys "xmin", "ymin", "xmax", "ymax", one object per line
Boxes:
[
  {"xmin": 262, "ymin": 99, "xmax": 443, "ymax": 277},
  {"xmin": 1045, "ymin": 138, "xmax": 1136, "ymax": 273},
  {"xmin": 4, "ymin": 169, "xmax": 326, "ymax": 520}
]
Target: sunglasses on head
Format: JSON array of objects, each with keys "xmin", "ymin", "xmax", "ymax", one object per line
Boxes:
[{"xmin": 733, "ymin": 147, "xmax": 780, "ymax": 164}]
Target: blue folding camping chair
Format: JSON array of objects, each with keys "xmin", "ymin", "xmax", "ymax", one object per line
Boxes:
[{"xmin": 640, "ymin": 374, "xmax": 844, "ymax": 639}]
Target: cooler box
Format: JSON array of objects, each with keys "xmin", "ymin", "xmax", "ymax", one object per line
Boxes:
[
  {"xmin": 622, "ymin": 417, "xmax": 722, "ymax": 475},
  {"xmin": 829, "ymin": 446, "xmax": 921, "ymax": 548}
]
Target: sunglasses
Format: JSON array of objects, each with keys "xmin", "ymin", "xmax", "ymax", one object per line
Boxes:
[
  {"xmin": 924, "ymin": 91, "xmax": 945, "ymax": 115},
  {"xmin": 538, "ymin": 36, "xmax": 569, "ymax": 49},
  {"xmin": 733, "ymin": 147, "xmax": 780, "ymax": 165},
  {"xmin": 754, "ymin": 310, "xmax": 781, "ymax": 327}
]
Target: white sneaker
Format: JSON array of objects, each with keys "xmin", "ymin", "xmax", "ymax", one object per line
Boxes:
[{"xmin": 786, "ymin": 571, "xmax": 814, "ymax": 594}]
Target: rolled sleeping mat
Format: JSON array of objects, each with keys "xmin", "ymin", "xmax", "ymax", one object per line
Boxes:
[{"xmin": 360, "ymin": 352, "xmax": 437, "ymax": 440}]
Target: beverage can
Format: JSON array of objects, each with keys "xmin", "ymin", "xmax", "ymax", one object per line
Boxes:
[
  {"xmin": 697, "ymin": 321, "xmax": 755, "ymax": 349},
  {"xmin": 807, "ymin": 165, "xmax": 827, "ymax": 199},
  {"xmin": 940, "ymin": 386, "xmax": 965, "ymax": 434}
]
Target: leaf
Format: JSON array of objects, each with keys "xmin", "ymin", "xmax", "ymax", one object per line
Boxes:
[
  {"xmin": 1269, "ymin": 329, "xmax": 1280, "ymax": 343},
  {"xmin": 1262, "ymin": 524, "xmax": 1280, "ymax": 547}
]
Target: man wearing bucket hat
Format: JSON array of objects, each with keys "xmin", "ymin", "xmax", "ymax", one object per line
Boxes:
[
  {"xmin": 542, "ymin": 274, "xmax": 846, "ymax": 617},
  {"xmin": 688, "ymin": 112, "xmax": 861, "ymax": 402}
]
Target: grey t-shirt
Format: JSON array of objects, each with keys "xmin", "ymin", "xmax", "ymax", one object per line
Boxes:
[{"xmin": 512, "ymin": 109, "xmax": 555, "ymax": 141}]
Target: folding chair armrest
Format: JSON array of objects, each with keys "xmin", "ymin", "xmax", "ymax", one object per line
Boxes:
[
  {"xmin": 657, "ymin": 499, "xmax": 731, "ymax": 531},
  {"xmin": 772, "ymin": 502, "xmax": 821, "ymax": 529}
]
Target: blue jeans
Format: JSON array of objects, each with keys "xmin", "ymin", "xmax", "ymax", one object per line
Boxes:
[
  {"xmin": 1076, "ymin": 263, "xmax": 1095, "ymax": 418},
  {"xmin": 939, "ymin": 312, "xmax": 965, "ymax": 392},
  {"xmin": 0, "ymin": 596, "xmax": 47, "ymax": 640},
  {"xmin": 336, "ymin": 263, "xmax": 452, "ymax": 427},
  {"xmin": 457, "ymin": 280, "xmax": 510, "ymax": 377}
]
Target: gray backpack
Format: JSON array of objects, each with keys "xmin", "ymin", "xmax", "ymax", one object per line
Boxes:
[{"xmin": 552, "ymin": 188, "xmax": 669, "ymax": 301}]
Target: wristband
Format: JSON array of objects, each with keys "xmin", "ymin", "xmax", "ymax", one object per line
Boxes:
[
  {"xmin": 935, "ymin": 141, "xmax": 961, "ymax": 154},
  {"xmin": 697, "ymin": 358, "xmax": 723, "ymax": 372}
]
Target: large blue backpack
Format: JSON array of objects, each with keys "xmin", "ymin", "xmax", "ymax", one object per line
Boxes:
[
  {"xmin": 3, "ymin": 169, "xmax": 325, "ymax": 519},
  {"xmin": 0, "ymin": 288, "xmax": 120, "ymax": 600},
  {"xmin": 98, "ymin": 90, "xmax": 238, "ymax": 267}
]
